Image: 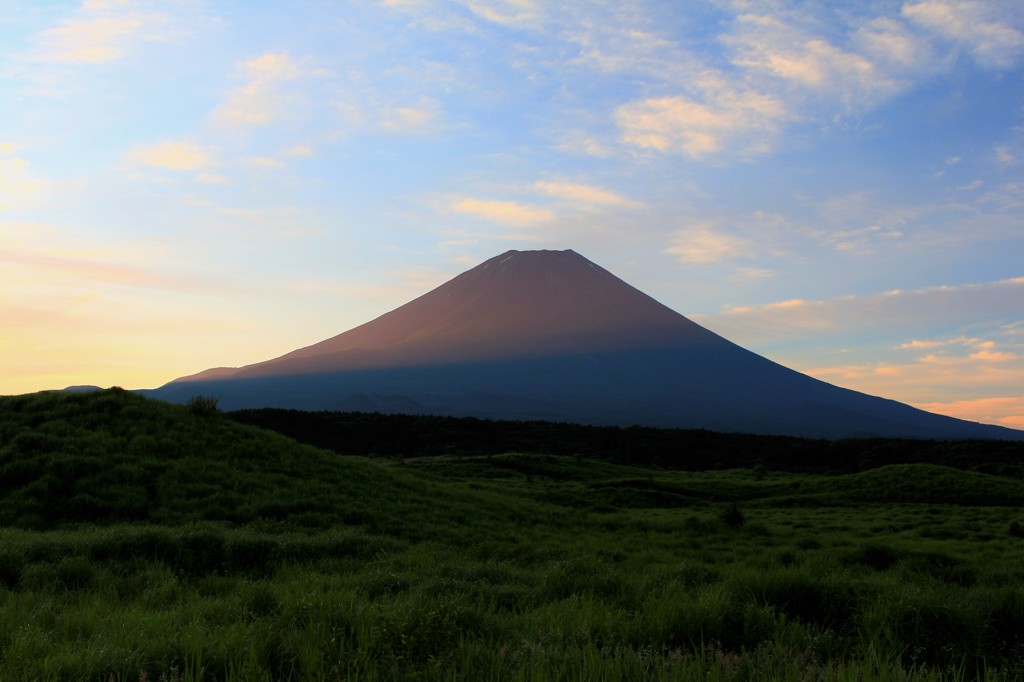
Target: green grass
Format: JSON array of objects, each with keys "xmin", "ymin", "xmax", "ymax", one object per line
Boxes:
[{"xmin": 1, "ymin": 389, "xmax": 1023, "ymax": 679}]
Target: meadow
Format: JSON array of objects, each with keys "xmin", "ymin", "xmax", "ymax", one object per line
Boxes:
[{"xmin": 1, "ymin": 388, "xmax": 1023, "ymax": 680}]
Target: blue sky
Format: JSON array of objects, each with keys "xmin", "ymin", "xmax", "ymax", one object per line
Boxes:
[{"xmin": 2, "ymin": 0, "xmax": 1022, "ymax": 429}]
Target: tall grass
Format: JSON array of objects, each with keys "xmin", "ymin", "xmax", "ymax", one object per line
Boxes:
[{"xmin": 2, "ymin": 390, "xmax": 1024, "ymax": 679}]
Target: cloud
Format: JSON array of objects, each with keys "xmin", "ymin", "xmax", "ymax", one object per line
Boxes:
[
  {"xmin": 285, "ymin": 144, "xmax": 314, "ymax": 158},
  {"xmin": 213, "ymin": 53, "xmax": 304, "ymax": 127},
  {"xmin": 694, "ymin": 276, "xmax": 1024, "ymax": 343},
  {"xmin": 450, "ymin": 197, "xmax": 554, "ymax": 226},
  {"xmin": 462, "ymin": 0, "xmax": 541, "ymax": 28},
  {"xmin": 563, "ymin": 9, "xmax": 696, "ymax": 79},
  {"xmin": 664, "ymin": 224, "xmax": 750, "ymax": 264},
  {"xmin": 732, "ymin": 267, "xmax": 775, "ymax": 281},
  {"xmin": 994, "ymin": 146, "xmax": 1017, "ymax": 165},
  {"xmin": 82, "ymin": 0, "xmax": 135, "ymax": 9},
  {"xmin": 915, "ymin": 397, "xmax": 1024, "ymax": 429},
  {"xmin": 126, "ymin": 141, "xmax": 211, "ymax": 170},
  {"xmin": 196, "ymin": 172, "xmax": 230, "ymax": 185},
  {"xmin": 34, "ymin": 0, "xmax": 176, "ymax": 65},
  {"xmin": 379, "ymin": 97, "xmax": 444, "ymax": 135},
  {"xmin": 39, "ymin": 15, "xmax": 144, "ymax": 63},
  {"xmin": 829, "ymin": 224, "xmax": 905, "ymax": 252},
  {"xmin": 0, "ymin": 153, "xmax": 50, "ymax": 210},
  {"xmin": 534, "ymin": 181, "xmax": 638, "ymax": 208},
  {"xmin": 243, "ymin": 156, "xmax": 286, "ymax": 170},
  {"xmin": 854, "ymin": 17, "xmax": 936, "ymax": 71},
  {"xmin": 905, "ymin": 336, "xmax": 1021, "ymax": 363},
  {"xmin": 723, "ymin": 13, "xmax": 903, "ymax": 108},
  {"xmin": 555, "ymin": 131, "xmax": 613, "ymax": 157},
  {"xmin": 898, "ymin": 338, "xmax": 966, "ymax": 349},
  {"xmin": 0, "ymin": 243, "xmax": 220, "ymax": 293},
  {"xmin": 903, "ymin": 0, "xmax": 1024, "ymax": 69},
  {"xmin": 805, "ymin": 351, "xmax": 1024, "ymax": 398},
  {"xmin": 615, "ymin": 83, "xmax": 787, "ymax": 159}
]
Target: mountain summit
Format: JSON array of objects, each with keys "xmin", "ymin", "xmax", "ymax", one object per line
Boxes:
[
  {"xmin": 151, "ymin": 249, "xmax": 1023, "ymax": 440},
  {"xmin": 180, "ymin": 249, "xmax": 718, "ymax": 380}
]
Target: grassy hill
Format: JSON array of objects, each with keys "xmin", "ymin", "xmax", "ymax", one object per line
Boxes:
[{"xmin": 1, "ymin": 389, "xmax": 1024, "ymax": 680}]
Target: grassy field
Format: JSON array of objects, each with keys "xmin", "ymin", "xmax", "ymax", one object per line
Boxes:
[{"xmin": 1, "ymin": 389, "xmax": 1023, "ymax": 680}]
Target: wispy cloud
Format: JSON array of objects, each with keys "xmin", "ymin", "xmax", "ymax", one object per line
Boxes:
[
  {"xmin": 694, "ymin": 276, "xmax": 1024, "ymax": 343},
  {"xmin": 0, "ymin": 152, "xmax": 50, "ymax": 211},
  {"xmin": 462, "ymin": 0, "xmax": 541, "ymax": 29},
  {"xmin": 804, "ymin": 352, "xmax": 1024, "ymax": 418},
  {"xmin": 665, "ymin": 224, "xmax": 751, "ymax": 264},
  {"xmin": 40, "ymin": 16, "xmax": 143, "ymax": 63},
  {"xmin": 994, "ymin": 145, "xmax": 1017, "ymax": 165},
  {"xmin": 534, "ymin": 181, "xmax": 639, "ymax": 208},
  {"xmin": 379, "ymin": 96, "xmax": 445, "ymax": 135},
  {"xmin": 196, "ymin": 172, "xmax": 230, "ymax": 185},
  {"xmin": 724, "ymin": 13, "xmax": 902, "ymax": 108},
  {"xmin": 34, "ymin": 0, "xmax": 174, "ymax": 64},
  {"xmin": 915, "ymin": 397, "xmax": 1024, "ymax": 429},
  {"xmin": 903, "ymin": 0, "xmax": 1024, "ymax": 69},
  {"xmin": 0, "ymin": 243, "xmax": 224, "ymax": 293},
  {"xmin": 126, "ymin": 141, "xmax": 211, "ymax": 170},
  {"xmin": 854, "ymin": 16, "xmax": 937, "ymax": 71},
  {"xmin": 243, "ymin": 155, "xmax": 286, "ymax": 170},
  {"xmin": 450, "ymin": 197, "xmax": 554, "ymax": 227},
  {"xmin": 685, "ymin": 274, "xmax": 1024, "ymax": 426},
  {"xmin": 615, "ymin": 84, "xmax": 787, "ymax": 159},
  {"xmin": 554, "ymin": 131, "xmax": 614, "ymax": 157},
  {"xmin": 213, "ymin": 53, "xmax": 304, "ymax": 127}
]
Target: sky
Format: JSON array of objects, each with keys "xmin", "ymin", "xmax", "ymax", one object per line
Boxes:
[{"xmin": 1, "ymin": 0, "xmax": 1023, "ymax": 430}]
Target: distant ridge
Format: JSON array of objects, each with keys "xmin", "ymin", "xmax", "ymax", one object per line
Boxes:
[{"xmin": 148, "ymin": 249, "xmax": 1024, "ymax": 440}]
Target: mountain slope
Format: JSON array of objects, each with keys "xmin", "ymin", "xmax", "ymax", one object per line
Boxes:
[
  {"xmin": 177, "ymin": 249, "xmax": 717, "ymax": 380},
  {"xmin": 150, "ymin": 250, "xmax": 1023, "ymax": 440}
]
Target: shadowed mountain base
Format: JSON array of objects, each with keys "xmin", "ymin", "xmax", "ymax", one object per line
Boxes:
[{"xmin": 150, "ymin": 349, "xmax": 1021, "ymax": 440}]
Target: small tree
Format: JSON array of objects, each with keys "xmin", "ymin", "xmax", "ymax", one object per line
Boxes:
[{"xmin": 186, "ymin": 394, "xmax": 220, "ymax": 417}]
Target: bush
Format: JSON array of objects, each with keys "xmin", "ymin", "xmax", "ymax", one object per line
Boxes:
[
  {"xmin": 0, "ymin": 551, "xmax": 24, "ymax": 589},
  {"xmin": 720, "ymin": 502, "xmax": 745, "ymax": 527},
  {"xmin": 186, "ymin": 395, "xmax": 220, "ymax": 417},
  {"xmin": 844, "ymin": 542, "xmax": 901, "ymax": 571},
  {"xmin": 55, "ymin": 556, "xmax": 98, "ymax": 592},
  {"xmin": 239, "ymin": 582, "xmax": 281, "ymax": 620}
]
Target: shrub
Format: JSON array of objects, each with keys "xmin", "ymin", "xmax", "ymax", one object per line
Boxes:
[
  {"xmin": 983, "ymin": 588, "xmax": 1024, "ymax": 658},
  {"xmin": 226, "ymin": 536, "xmax": 278, "ymax": 576},
  {"xmin": 0, "ymin": 551, "xmax": 24, "ymax": 589},
  {"xmin": 186, "ymin": 395, "xmax": 220, "ymax": 417},
  {"xmin": 901, "ymin": 551, "xmax": 977, "ymax": 586},
  {"xmin": 720, "ymin": 502, "xmax": 745, "ymax": 527},
  {"xmin": 239, "ymin": 582, "xmax": 281, "ymax": 620},
  {"xmin": 371, "ymin": 594, "xmax": 473, "ymax": 664},
  {"xmin": 361, "ymin": 569, "xmax": 411, "ymax": 599},
  {"xmin": 731, "ymin": 568, "xmax": 855, "ymax": 630},
  {"xmin": 844, "ymin": 542, "xmax": 901, "ymax": 571},
  {"xmin": 55, "ymin": 556, "xmax": 98, "ymax": 592}
]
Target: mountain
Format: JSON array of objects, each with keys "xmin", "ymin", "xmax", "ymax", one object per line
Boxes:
[{"xmin": 148, "ymin": 249, "xmax": 1024, "ymax": 440}]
